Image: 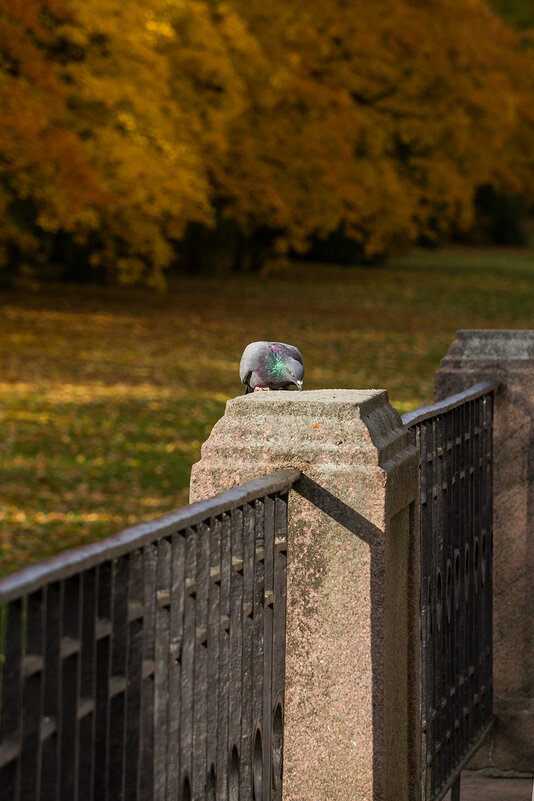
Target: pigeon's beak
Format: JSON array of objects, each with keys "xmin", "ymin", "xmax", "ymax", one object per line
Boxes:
[{"xmin": 295, "ymin": 380, "xmax": 303, "ymax": 391}]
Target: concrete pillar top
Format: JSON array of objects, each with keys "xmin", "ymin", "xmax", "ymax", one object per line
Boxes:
[
  {"xmin": 194, "ymin": 389, "xmax": 412, "ymax": 488},
  {"xmin": 440, "ymin": 329, "xmax": 534, "ymax": 369}
]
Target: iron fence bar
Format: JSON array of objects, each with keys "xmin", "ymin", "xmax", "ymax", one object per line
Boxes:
[
  {"xmin": 262, "ymin": 496, "xmax": 275, "ymax": 801},
  {"xmin": 431, "ymin": 718, "xmax": 494, "ymax": 801},
  {"xmin": 403, "ymin": 384, "xmax": 498, "ymax": 801},
  {"xmin": 206, "ymin": 515, "xmax": 221, "ymax": 799},
  {"xmin": 252, "ymin": 499, "xmax": 266, "ymax": 801},
  {"xmin": 241, "ymin": 502, "xmax": 255, "ymax": 796},
  {"xmin": 140, "ymin": 543, "xmax": 156, "ymax": 801},
  {"xmin": 271, "ymin": 496, "xmax": 288, "ymax": 800}
]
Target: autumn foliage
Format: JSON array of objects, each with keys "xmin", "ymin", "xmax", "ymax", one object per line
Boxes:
[{"xmin": 1, "ymin": 0, "xmax": 534, "ymax": 284}]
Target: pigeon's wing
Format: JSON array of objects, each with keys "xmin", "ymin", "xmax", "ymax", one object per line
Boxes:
[
  {"xmin": 239, "ymin": 341, "xmax": 269, "ymax": 384},
  {"xmin": 276, "ymin": 342, "xmax": 303, "ymax": 365}
]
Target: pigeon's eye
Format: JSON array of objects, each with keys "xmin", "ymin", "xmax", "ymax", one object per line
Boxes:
[{"xmin": 289, "ymin": 370, "xmax": 295, "ymax": 377}]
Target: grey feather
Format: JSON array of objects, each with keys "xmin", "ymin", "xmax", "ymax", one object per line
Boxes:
[{"xmin": 239, "ymin": 341, "xmax": 304, "ymax": 393}]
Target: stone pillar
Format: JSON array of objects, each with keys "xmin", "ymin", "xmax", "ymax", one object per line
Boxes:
[
  {"xmin": 435, "ymin": 330, "xmax": 534, "ymax": 774},
  {"xmin": 190, "ymin": 390, "xmax": 420, "ymax": 801}
]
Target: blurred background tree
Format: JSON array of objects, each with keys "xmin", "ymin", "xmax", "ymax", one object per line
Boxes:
[
  {"xmin": 1, "ymin": 0, "xmax": 533, "ymax": 285},
  {"xmin": 0, "ymin": 0, "xmax": 109, "ymax": 280},
  {"xmin": 489, "ymin": 0, "xmax": 534, "ymax": 31}
]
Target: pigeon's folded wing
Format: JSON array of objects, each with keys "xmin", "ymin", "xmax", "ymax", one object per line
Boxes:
[
  {"xmin": 274, "ymin": 342, "xmax": 303, "ymax": 365},
  {"xmin": 239, "ymin": 341, "xmax": 268, "ymax": 384}
]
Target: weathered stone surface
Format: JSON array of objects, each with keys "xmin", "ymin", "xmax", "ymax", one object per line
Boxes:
[
  {"xmin": 454, "ymin": 773, "xmax": 534, "ymax": 800},
  {"xmin": 435, "ymin": 330, "xmax": 534, "ymax": 774},
  {"xmin": 190, "ymin": 390, "xmax": 420, "ymax": 801}
]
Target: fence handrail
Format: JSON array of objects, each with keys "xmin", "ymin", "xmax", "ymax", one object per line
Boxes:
[
  {"xmin": 401, "ymin": 380, "xmax": 501, "ymax": 428},
  {"xmin": 0, "ymin": 467, "xmax": 301, "ymax": 604}
]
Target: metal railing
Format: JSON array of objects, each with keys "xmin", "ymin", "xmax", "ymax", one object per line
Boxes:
[
  {"xmin": 0, "ymin": 468, "xmax": 301, "ymax": 801},
  {"xmin": 403, "ymin": 382, "xmax": 499, "ymax": 801}
]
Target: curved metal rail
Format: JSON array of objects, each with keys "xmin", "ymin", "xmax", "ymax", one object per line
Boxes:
[{"xmin": 0, "ymin": 468, "xmax": 301, "ymax": 801}]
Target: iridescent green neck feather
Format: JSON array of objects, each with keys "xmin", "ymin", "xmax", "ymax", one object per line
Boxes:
[{"xmin": 267, "ymin": 353, "xmax": 287, "ymax": 380}]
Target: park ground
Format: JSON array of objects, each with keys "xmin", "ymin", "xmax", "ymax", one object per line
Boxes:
[{"xmin": 1, "ymin": 247, "xmax": 533, "ymax": 575}]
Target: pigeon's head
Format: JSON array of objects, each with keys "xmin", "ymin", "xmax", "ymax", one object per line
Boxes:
[{"xmin": 282, "ymin": 355, "xmax": 304, "ymax": 391}]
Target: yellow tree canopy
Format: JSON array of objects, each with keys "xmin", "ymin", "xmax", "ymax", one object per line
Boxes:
[
  {"xmin": 46, "ymin": 0, "xmax": 229, "ymax": 286},
  {"xmin": 1, "ymin": 0, "xmax": 533, "ymax": 282},
  {"xmin": 0, "ymin": 0, "xmax": 108, "ymax": 267},
  {"xmin": 213, "ymin": 0, "xmax": 534, "ymax": 258},
  {"xmin": 0, "ymin": 0, "xmax": 239, "ymax": 284}
]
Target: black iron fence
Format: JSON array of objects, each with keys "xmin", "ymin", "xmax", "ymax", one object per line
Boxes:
[
  {"xmin": 403, "ymin": 381, "xmax": 499, "ymax": 801},
  {"xmin": 0, "ymin": 468, "xmax": 301, "ymax": 801},
  {"xmin": 0, "ymin": 379, "xmax": 502, "ymax": 801}
]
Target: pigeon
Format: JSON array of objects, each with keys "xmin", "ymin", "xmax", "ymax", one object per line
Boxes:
[{"xmin": 240, "ymin": 341, "xmax": 304, "ymax": 394}]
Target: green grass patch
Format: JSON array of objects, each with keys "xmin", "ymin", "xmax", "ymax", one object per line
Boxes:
[{"xmin": 1, "ymin": 247, "xmax": 533, "ymax": 574}]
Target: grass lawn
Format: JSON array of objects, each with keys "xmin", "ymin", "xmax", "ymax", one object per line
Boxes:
[{"xmin": 1, "ymin": 247, "xmax": 533, "ymax": 575}]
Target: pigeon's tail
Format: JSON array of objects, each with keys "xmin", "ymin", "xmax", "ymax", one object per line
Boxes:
[{"xmin": 244, "ymin": 384, "xmax": 253, "ymax": 394}]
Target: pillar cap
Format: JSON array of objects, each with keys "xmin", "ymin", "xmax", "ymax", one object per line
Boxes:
[
  {"xmin": 441, "ymin": 330, "xmax": 534, "ymax": 368},
  {"xmin": 196, "ymin": 389, "xmax": 411, "ymax": 475}
]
